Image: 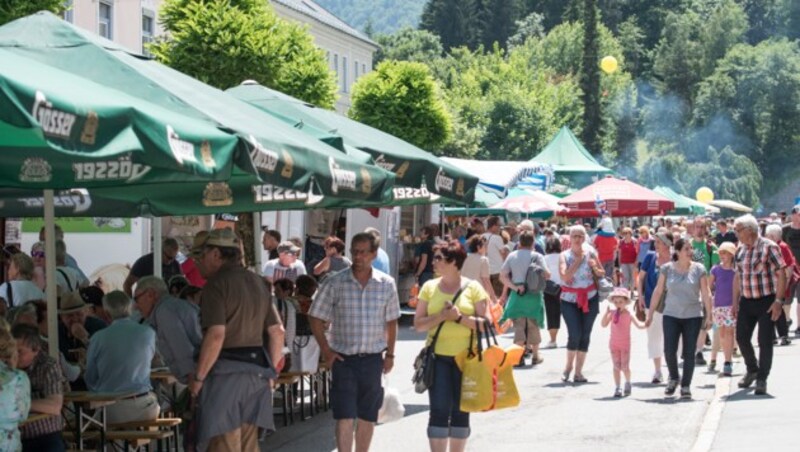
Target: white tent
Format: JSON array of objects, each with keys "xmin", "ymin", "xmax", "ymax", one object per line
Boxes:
[{"xmin": 440, "ymin": 157, "xmax": 554, "ymax": 197}]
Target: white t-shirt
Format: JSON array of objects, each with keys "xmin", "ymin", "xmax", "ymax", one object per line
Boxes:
[
  {"xmin": 262, "ymin": 259, "xmax": 307, "ymax": 282},
  {"xmin": 461, "ymin": 254, "xmax": 489, "ymax": 281},
  {"xmin": 482, "ymin": 232, "xmax": 506, "ymax": 275},
  {"xmin": 0, "ymin": 280, "xmax": 45, "ymax": 308},
  {"xmin": 544, "ymin": 253, "xmax": 563, "ymax": 285}
]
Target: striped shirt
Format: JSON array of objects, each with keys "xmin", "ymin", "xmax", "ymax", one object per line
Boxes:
[
  {"xmin": 21, "ymin": 351, "xmax": 64, "ymax": 439},
  {"xmin": 735, "ymin": 237, "xmax": 786, "ymax": 299},
  {"xmin": 309, "ymin": 269, "xmax": 400, "ymax": 355}
]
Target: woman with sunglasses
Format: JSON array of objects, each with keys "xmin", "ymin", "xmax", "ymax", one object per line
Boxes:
[
  {"xmin": 414, "ymin": 240, "xmax": 489, "ymax": 452},
  {"xmin": 646, "ymin": 238, "xmax": 713, "ymax": 399},
  {"xmin": 559, "ymin": 224, "xmax": 605, "ymax": 383},
  {"xmin": 29, "ymin": 242, "xmax": 46, "ymax": 291}
]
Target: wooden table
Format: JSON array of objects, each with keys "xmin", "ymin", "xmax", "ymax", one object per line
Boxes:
[{"xmin": 63, "ymin": 391, "xmax": 136, "ymax": 451}]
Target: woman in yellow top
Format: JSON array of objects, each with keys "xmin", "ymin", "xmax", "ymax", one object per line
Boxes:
[{"xmin": 414, "ymin": 240, "xmax": 489, "ymax": 452}]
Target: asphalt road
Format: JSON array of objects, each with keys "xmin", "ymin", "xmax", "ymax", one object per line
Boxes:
[{"xmin": 262, "ymin": 299, "xmax": 731, "ymax": 452}]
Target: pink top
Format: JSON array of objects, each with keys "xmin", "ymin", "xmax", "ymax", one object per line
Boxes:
[{"xmin": 609, "ymin": 310, "xmax": 631, "ymax": 351}]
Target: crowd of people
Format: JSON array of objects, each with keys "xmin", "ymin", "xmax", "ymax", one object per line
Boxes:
[{"xmin": 0, "ymin": 208, "xmax": 797, "ymax": 452}]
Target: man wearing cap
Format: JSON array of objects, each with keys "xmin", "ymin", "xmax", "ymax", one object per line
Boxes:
[
  {"xmin": 309, "ymin": 232, "xmax": 400, "ymax": 452},
  {"xmin": 123, "ymin": 238, "xmax": 183, "ymax": 296},
  {"xmin": 733, "ymin": 214, "xmax": 787, "ymax": 395},
  {"xmin": 263, "ymin": 241, "xmax": 307, "ymax": 284},
  {"xmin": 134, "ymin": 276, "xmax": 202, "ymax": 384},
  {"xmin": 782, "ymin": 205, "xmax": 800, "ymax": 337},
  {"xmin": 188, "ymin": 229, "xmax": 285, "ymax": 451},
  {"xmin": 85, "ymin": 290, "xmax": 159, "ymax": 423},
  {"xmin": 58, "ymin": 291, "xmax": 107, "ymax": 379},
  {"xmin": 262, "ymin": 229, "xmax": 282, "ymax": 261}
]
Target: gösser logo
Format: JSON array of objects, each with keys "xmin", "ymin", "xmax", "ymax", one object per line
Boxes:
[
  {"xmin": 249, "ymin": 135, "xmax": 279, "ymax": 174},
  {"xmin": 32, "ymin": 91, "xmax": 77, "ymax": 139},
  {"xmin": 19, "ymin": 158, "xmax": 52, "ymax": 183},
  {"xmin": 252, "ymin": 184, "xmax": 323, "ymax": 206},
  {"xmin": 73, "ymin": 155, "xmax": 151, "ymax": 183},
  {"xmin": 434, "ymin": 167, "xmax": 454, "ymax": 193},
  {"xmin": 328, "ymin": 157, "xmax": 357, "ymax": 194},
  {"xmin": 19, "ymin": 189, "xmax": 92, "ymax": 213}
]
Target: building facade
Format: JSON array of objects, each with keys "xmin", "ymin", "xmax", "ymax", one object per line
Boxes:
[
  {"xmin": 65, "ymin": 0, "xmax": 164, "ymax": 56},
  {"xmin": 270, "ymin": 0, "xmax": 380, "ymax": 113}
]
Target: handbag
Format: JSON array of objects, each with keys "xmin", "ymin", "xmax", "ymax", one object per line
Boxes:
[
  {"xmin": 455, "ymin": 325, "xmax": 506, "ymax": 412},
  {"xmin": 588, "ymin": 253, "xmax": 613, "ymax": 300},
  {"xmin": 543, "ymin": 280, "xmax": 561, "ymax": 297},
  {"xmin": 484, "ymin": 326, "xmax": 522, "ymax": 410},
  {"xmin": 411, "ymin": 283, "xmax": 468, "ymax": 394}
]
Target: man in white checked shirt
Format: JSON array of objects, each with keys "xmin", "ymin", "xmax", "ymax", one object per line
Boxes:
[{"xmin": 309, "ymin": 232, "xmax": 401, "ymax": 452}]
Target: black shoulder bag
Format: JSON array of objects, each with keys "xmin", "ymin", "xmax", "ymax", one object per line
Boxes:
[{"xmin": 412, "ymin": 282, "xmax": 467, "ymax": 394}]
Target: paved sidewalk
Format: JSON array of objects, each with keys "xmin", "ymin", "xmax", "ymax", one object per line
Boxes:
[{"xmin": 708, "ymin": 337, "xmax": 800, "ymax": 451}]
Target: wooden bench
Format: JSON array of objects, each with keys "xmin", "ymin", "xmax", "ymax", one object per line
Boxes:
[
  {"xmin": 108, "ymin": 418, "xmax": 182, "ymax": 451},
  {"xmin": 105, "ymin": 430, "xmax": 174, "ymax": 451},
  {"xmin": 275, "ymin": 375, "xmax": 300, "ymax": 426}
]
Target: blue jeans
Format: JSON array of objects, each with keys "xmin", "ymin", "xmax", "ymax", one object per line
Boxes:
[
  {"xmin": 427, "ymin": 355, "xmax": 470, "ymax": 439},
  {"xmin": 560, "ymin": 296, "xmax": 599, "ymax": 352},
  {"xmin": 663, "ymin": 315, "xmax": 703, "ymax": 388}
]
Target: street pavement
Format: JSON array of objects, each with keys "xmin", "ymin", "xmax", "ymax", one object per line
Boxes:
[{"xmin": 261, "ymin": 300, "xmax": 799, "ymax": 451}]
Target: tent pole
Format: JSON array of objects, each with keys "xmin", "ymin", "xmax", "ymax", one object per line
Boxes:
[
  {"xmin": 153, "ymin": 218, "xmax": 162, "ymax": 278},
  {"xmin": 253, "ymin": 212, "xmax": 262, "ymax": 273},
  {"xmin": 43, "ymin": 190, "xmax": 58, "ymax": 360}
]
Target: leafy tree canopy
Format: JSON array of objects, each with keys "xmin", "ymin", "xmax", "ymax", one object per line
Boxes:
[
  {"xmin": 374, "ymin": 27, "xmax": 443, "ymax": 65},
  {"xmin": 151, "ymin": 0, "xmax": 337, "ymax": 108},
  {"xmin": 0, "ymin": 0, "xmax": 64, "ymax": 25}
]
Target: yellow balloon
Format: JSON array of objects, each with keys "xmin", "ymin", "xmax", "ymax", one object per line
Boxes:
[
  {"xmin": 600, "ymin": 56, "xmax": 618, "ymax": 74},
  {"xmin": 696, "ymin": 187, "xmax": 714, "ymax": 204}
]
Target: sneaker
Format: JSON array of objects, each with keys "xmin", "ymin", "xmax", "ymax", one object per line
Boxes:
[
  {"xmin": 695, "ymin": 352, "xmax": 707, "ymax": 366},
  {"xmin": 795, "ymin": 327, "xmax": 800, "ymax": 337},
  {"xmin": 754, "ymin": 379, "xmax": 767, "ymax": 395},
  {"xmin": 545, "ymin": 341, "xmax": 557, "ymax": 349},
  {"xmin": 781, "ymin": 336, "xmax": 792, "ymax": 346},
  {"xmin": 652, "ymin": 371, "xmax": 663, "ymax": 384},
  {"xmin": 738, "ymin": 372, "xmax": 758, "ymax": 388},
  {"xmin": 707, "ymin": 360, "xmax": 716, "ymax": 372},
  {"xmin": 722, "ymin": 362, "xmax": 733, "ymax": 377},
  {"xmin": 680, "ymin": 387, "xmax": 692, "ymax": 399},
  {"xmin": 665, "ymin": 379, "xmax": 679, "ymax": 396},
  {"xmin": 624, "ymin": 382, "xmax": 632, "ymax": 396},
  {"xmin": 614, "ymin": 387, "xmax": 623, "ymax": 398},
  {"xmin": 531, "ymin": 355, "xmax": 544, "ymax": 365}
]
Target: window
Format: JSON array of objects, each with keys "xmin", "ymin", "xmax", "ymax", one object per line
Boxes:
[
  {"xmin": 334, "ymin": 54, "xmax": 338, "ymax": 75},
  {"xmin": 354, "ymin": 60, "xmax": 359, "ymax": 80},
  {"xmin": 98, "ymin": 1, "xmax": 113, "ymax": 39},
  {"xmin": 342, "ymin": 56, "xmax": 348, "ymax": 93},
  {"xmin": 142, "ymin": 11, "xmax": 154, "ymax": 56},
  {"xmin": 362, "ymin": 63, "xmax": 367, "ymax": 75},
  {"xmin": 63, "ymin": 1, "xmax": 74, "ymax": 23}
]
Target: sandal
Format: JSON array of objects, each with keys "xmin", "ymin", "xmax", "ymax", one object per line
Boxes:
[
  {"xmin": 573, "ymin": 374, "xmax": 588, "ymax": 383},
  {"xmin": 561, "ymin": 371, "xmax": 571, "ymax": 382}
]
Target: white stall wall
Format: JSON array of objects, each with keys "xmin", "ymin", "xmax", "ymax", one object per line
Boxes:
[
  {"xmin": 259, "ymin": 210, "xmax": 306, "ymax": 271},
  {"xmin": 345, "ymin": 208, "xmax": 401, "ymax": 281}
]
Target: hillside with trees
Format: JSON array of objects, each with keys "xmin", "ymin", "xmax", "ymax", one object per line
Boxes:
[{"xmin": 314, "ymin": 0, "xmax": 427, "ymax": 34}]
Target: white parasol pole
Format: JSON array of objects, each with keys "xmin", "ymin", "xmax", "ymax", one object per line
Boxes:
[
  {"xmin": 43, "ymin": 190, "xmax": 58, "ymax": 360},
  {"xmin": 253, "ymin": 212, "xmax": 262, "ymax": 273}
]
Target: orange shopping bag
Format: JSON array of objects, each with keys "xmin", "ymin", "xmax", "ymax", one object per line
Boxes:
[
  {"xmin": 407, "ymin": 283, "xmax": 419, "ymax": 308},
  {"xmin": 489, "ymin": 301, "xmax": 511, "ymax": 334}
]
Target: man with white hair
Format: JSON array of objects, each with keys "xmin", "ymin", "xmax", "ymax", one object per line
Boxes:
[
  {"xmin": 85, "ymin": 290, "xmax": 159, "ymax": 423},
  {"xmin": 732, "ymin": 214, "xmax": 787, "ymax": 395},
  {"xmin": 134, "ymin": 276, "xmax": 202, "ymax": 383}
]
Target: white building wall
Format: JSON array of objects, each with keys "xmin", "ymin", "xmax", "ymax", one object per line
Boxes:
[{"xmin": 68, "ymin": 0, "xmax": 164, "ymax": 55}]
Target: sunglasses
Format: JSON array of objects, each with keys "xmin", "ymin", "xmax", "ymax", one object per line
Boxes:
[
  {"xmin": 31, "ymin": 251, "xmax": 45, "ymax": 258},
  {"xmin": 433, "ymin": 255, "xmax": 446, "ymax": 262}
]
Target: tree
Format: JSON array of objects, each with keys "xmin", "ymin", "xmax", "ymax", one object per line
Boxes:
[
  {"xmin": 0, "ymin": 0, "xmax": 63, "ymax": 25},
  {"xmin": 652, "ymin": 11, "xmax": 704, "ymax": 104},
  {"xmin": 580, "ymin": 0, "xmax": 602, "ymax": 155},
  {"xmin": 420, "ymin": 0, "xmax": 477, "ymax": 50},
  {"xmin": 474, "ymin": 0, "xmax": 523, "ymax": 50},
  {"xmin": 349, "ymin": 61, "xmax": 452, "ymax": 152},
  {"xmin": 374, "ymin": 28, "xmax": 443, "ymax": 65},
  {"xmin": 616, "ymin": 17, "xmax": 646, "ymax": 77},
  {"xmin": 699, "ymin": 0, "xmax": 748, "ymax": 76},
  {"xmin": 507, "ymin": 12, "xmax": 545, "ymax": 49},
  {"xmin": 151, "ymin": 0, "xmax": 337, "ymax": 108},
  {"xmin": 693, "ymin": 39, "xmax": 800, "ymax": 178}
]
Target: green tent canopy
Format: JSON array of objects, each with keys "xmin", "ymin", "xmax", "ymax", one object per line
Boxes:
[
  {"xmin": 0, "ymin": 12, "xmax": 395, "ymax": 203},
  {"xmin": 653, "ymin": 186, "xmax": 707, "ymax": 215},
  {"xmin": 227, "ymin": 83, "xmax": 478, "ymax": 203},
  {"xmin": 529, "ymin": 126, "xmax": 613, "ymax": 175}
]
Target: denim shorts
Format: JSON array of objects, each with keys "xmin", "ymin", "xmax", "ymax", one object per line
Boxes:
[{"xmin": 330, "ymin": 353, "xmax": 384, "ymax": 422}]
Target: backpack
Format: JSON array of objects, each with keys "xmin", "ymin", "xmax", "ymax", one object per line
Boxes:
[{"xmin": 524, "ymin": 252, "xmax": 547, "ymax": 294}]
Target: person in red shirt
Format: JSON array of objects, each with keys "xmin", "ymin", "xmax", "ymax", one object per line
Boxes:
[
  {"xmin": 618, "ymin": 227, "xmax": 638, "ymax": 291},
  {"xmin": 593, "ymin": 217, "xmax": 619, "ymax": 278},
  {"xmin": 766, "ymin": 224, "xmax": 794, "ymax": 345}
]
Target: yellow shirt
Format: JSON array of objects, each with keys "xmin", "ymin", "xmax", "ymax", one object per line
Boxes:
[{"xmin": 420, "ymin": 277, "xmax": 489, "ymax": 356}]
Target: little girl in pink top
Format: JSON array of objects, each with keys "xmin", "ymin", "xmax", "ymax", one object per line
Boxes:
[{"xmin": 601, "ymin": 287, "xmax": 645, "ymax": 397}]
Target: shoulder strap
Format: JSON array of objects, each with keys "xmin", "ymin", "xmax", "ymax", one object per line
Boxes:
[
  {"xmin": 56, "ymin": 268, "xmax": 73, "ymax": 291},
  {"xmin": 6, "ymin": 281, "xmax": 13, "ymax": 307},
  {"xmin": 429, "ymin": 281, "xmax": 469, "ymax": 348}
]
